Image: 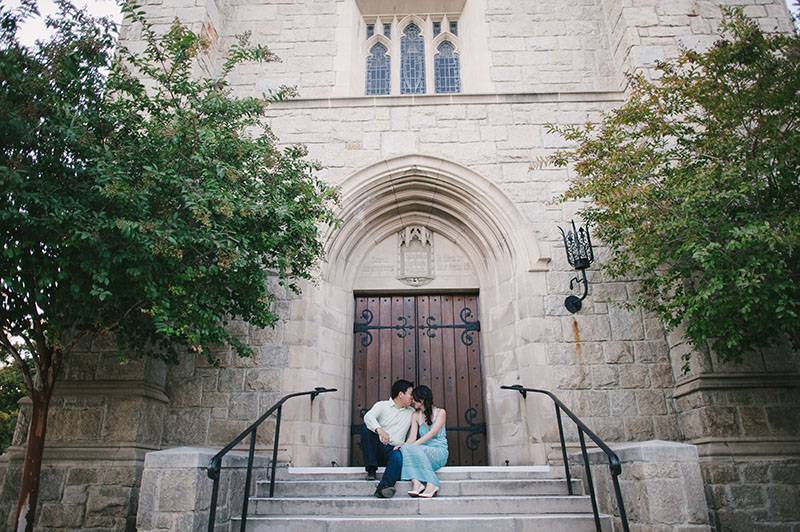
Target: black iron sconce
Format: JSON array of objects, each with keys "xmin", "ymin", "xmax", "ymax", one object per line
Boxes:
[{"xmin": 558, "ymin": 220, "xmax": 594, "ymax": 313}]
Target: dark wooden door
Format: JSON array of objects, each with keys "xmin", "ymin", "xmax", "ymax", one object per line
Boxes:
[{"xmin": 350, "ymin": 294, "xmax": 487, "ymax": 466}]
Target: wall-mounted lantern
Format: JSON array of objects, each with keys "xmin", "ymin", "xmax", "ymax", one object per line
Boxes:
[{"xmin": 558, "ymin": 220, "xmax": 594, "ymax": 313}]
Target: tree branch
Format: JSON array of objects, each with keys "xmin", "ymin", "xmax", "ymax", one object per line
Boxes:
[{"xmin": 0, "ymin": 333, "xmax": 35, "ymax": 394}]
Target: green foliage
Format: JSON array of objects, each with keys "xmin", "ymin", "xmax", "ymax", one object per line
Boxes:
[
  {"xmin": 551, "ymin": 10, "xmax": 800, "ymax": 367},
  {"xmin": 0, "ymin": 354, "xmax": 28, "ymax": 453},
  {"xmin": 1, "ymin": 0, "xmax": 338, "ymax": 377}
]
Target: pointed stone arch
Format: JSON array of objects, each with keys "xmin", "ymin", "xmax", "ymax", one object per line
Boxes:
[
  {"xmin": 281, "ymin": 155, "xmax": 553, "ymax": 467},
  {"xmin": 324, "ymin": 154, "xmax": 549, "ymax": 288}
]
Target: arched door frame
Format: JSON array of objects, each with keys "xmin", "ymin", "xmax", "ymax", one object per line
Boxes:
[{"xmin": 307, "ymin": 154, "xmax": 554, "ymax": 466}]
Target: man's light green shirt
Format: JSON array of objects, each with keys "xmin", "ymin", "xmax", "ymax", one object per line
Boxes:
[{"xmin": 363, "ymin": 398, "xmax": 414, "ymax": 446}]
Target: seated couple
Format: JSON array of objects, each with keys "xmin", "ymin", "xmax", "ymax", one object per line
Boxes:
[{"xmin": 361, "ymin": 379, "xmax": 448, "ymax": 498}]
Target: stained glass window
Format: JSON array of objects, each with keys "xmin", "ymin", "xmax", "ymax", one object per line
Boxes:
[
  {"xmin": 366, "ymin": 23, "xmax": 374, "ymax": 39},
  {"xmin": 434, "ymin": 41, "xmax": 461, "ymax": 94},
  {"xmin": 383, "ymin": 23, "xmax": 391, "ymax": 39},
  {"xmin": 449, "ymin": 21, "xmax": 458, "ymax": 35},
  {"xmin": 365, "ymin": 43, "xmax": 390, "ymax": 95},
  {"xmin": 433, "ymin": 21, "xmax": 441, "ymax": 37},
  {"xmin": 401, "ymin": 24, "xmax": 425, "ymax": 94}
]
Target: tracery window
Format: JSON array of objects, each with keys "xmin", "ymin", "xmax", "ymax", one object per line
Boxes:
[
  {"xmin": 400, "ymin": 23, "xmax": 425, "ymax": 94},
  {"xmin": 434, "ymin": 41, "xmax": 460, "ymax": 94},
  {"xmin": 362, "ymin": 17, "xmax": 462, "ymax": 96},
  {"xmin": 365, "ymin": 42, "xmax": 391, "ymax": 95}
]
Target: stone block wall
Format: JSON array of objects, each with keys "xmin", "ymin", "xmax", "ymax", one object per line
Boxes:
[
  {"xmin": 481, "ymin": 0, "xmax": 618, "ymax": 92},
  {"xmin": 136, "ymin": 447, "xmax": 268, "ymax": 532},
  {"xmin": 701, "ymin": 459, "xmax": 800, "ymax": 531},
  {"xmin": 158, "ymin": 280, "xmax": 349, "ymax": 467},
  {"xmin": 600, "ymin": 0, "xmax": 795, "ymax": 84},
  {"xmin": 571, "ymin": 440, "xmax": 712, "ymax": 532},
  {"xmin": 0, "ymin": 353, "xmax": 167, "ymax": 531}
]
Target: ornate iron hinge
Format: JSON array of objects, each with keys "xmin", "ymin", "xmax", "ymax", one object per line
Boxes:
[
  {"xmin": 353, "ymin": 309, "xmax": 415, "ymax": 347},
  {"xmin": 418, "ymin": 307, "xmax": 480, "ymax": 346}
]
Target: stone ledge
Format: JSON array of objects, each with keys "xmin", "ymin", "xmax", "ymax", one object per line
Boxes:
[
  {"xmin": 0, "ymin": 443, "xmax": 161, "ymax": 465},
  {"xmin": 269, "ymin": 90, "xmax": 627, "ymax": 110},
  {"xmin": 143, "ymin": 446, "xmax": 270, "ymax": 470},
  {"xmin": 54, "ymin": 380, "xmax": 170, "ymax": 403},
  {"xmin": 673, "ymin": 372, "xmax": 800, "ymax": 399},
  {"xmin": 689, "ymin": 437, "xmax": 800, "ymax": 459},
  {"xmin": 574, "ymin": 439, "xmax": 700, "ymax": 465}
]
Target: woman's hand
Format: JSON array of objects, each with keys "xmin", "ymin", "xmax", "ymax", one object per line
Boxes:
[{"xmin": 393, "ymin": 443, "xmax": 405, "ymax": 450}]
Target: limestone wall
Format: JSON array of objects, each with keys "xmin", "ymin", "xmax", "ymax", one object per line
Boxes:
[
  {"xmin": 701, "ymin": 458, "xmax": 800, "ymax": 531},
  {"xmin": 599, "ymin": 0, "xmax": 795, "ymax": 84}
]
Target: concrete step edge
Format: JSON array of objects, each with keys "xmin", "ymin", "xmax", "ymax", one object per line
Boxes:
[
  {"xmin": 287, "ymin": 466, "xmax": 554, "ymax": 474},
  {"xmin": 238, "ymin": 513, "xmax": 610, "ymax": 520},
  {"xmin": 250, "ymin": 495, "xmax": 591, "ymax": 501}
]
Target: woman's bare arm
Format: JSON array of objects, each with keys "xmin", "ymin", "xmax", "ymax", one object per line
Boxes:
[{"xmin": 412, "ymin": 409, "xmax": 446, "ymax": 445}]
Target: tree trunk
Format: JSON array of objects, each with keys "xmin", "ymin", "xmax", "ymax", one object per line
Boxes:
[{"xmin": 14, "ymin": 389, "xmax": 51, "ymax": 532}]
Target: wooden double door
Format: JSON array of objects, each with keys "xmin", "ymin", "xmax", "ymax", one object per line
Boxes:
[{"xmin": 350, "ymin": 294, "xmax": 487, "ymax": 466}]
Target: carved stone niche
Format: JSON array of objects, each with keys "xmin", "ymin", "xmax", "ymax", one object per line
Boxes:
[{"xmin": 397, "ymin": 226, "xmax": 435, "ymax": 286}]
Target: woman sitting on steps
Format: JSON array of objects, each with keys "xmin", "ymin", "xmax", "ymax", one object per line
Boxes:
[{"xmin": 395, "ymin": 385, "xmax": 448, "ymax": 498}]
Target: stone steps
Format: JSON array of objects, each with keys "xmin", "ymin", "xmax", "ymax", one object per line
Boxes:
[
  {"xmin": 242, "ymin": 514, "xmax": 607, "ymax": 532},
  {"xmin": 273, "ymin": 465, "xmax": 564, "ymax": 480},
  {"xmin": 239, "ymin": 466, "xmax": 610, "ymax": 532},
  {"xmin": 259, "ymin": 478, "xmax": 581, "ymax": 497}
]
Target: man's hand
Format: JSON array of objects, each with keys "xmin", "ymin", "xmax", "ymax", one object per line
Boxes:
[{"xmin": 376, "ymin": 428, "xmax": 390, "ymax": 445}]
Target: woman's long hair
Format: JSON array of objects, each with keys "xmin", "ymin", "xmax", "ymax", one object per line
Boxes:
[{"xmin": 412, "ymin": 385, "xmax": 434, "ymax": 426}]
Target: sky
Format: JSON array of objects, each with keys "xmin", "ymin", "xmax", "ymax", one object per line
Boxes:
[
  {"xmin": 4, "ymin": 0, "xmax": 799, "ymax": 47},
  {"xmin": 5, "ymin": 0, "xmax": 122, "ymax": 46}
]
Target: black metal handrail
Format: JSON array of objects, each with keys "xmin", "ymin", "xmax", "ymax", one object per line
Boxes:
[
  {"xmin": 501, "ymin": 384, "xmax": 629, "ymax": 532},
  {"xmin": 206, "ymin": 386, "xmax": 337, "ymax": 532}
]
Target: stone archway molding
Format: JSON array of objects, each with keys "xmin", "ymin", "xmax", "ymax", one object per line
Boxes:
[{"xmin": 324, "ymin": 154, "xmax": 550, "ymax": 288}]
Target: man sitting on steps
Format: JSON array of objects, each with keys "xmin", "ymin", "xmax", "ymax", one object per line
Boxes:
[{"xmin": 361, "ymin": 379, "xmax": 415, "ymax": 498}]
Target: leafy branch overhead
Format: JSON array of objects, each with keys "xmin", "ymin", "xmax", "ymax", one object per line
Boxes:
[{"xmin": 550, "ymin": 9, "xmax": 800, "ymax": 366}]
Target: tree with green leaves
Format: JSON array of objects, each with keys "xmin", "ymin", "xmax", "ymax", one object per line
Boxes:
[
  {"xmin": 550, "ymin": 9, "xmax": 799, "ymax": 369},
  {"xmin": 0, "ymin": 1, "xmax": 337, "ymax": 529}
]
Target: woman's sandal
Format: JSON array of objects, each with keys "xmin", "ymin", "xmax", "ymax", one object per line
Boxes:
[
  {"xmin": 418, "ymin": 486, "xmax": 439, "ymax": 498},
  {"xmin": 407, "ymin": 482, "xmax": 424, "ymax": 497}
]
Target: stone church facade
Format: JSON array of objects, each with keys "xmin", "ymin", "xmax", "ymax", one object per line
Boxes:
[{"xmin": 0, "ymin": 0, "xmax": 798, "ymax": 530}]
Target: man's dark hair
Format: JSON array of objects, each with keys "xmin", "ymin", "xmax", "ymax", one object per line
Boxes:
[{"xmin": 390, "ymin": 379, "xmax": 414, "ymax": 399}]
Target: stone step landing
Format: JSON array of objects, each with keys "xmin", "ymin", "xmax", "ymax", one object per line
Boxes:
[{"xmin": 238, "ymin": 466, "xmax": 610, "ymax": 532}]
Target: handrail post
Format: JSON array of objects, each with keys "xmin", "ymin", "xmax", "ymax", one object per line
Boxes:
[
  {"xmin": 554, "ymin": 404, "xmax": 573, "ymax": 496},
  {"xmin": 239, "ymin": 431, "xmax": 258, "ymax": 532},
  {"xmin": 207, "ymin": 470, "xmax": 220, "ymax": 532},
  {"xmin": 269, "ymin": 404, "xmax": 283, "ymax": 498},
  {"xmin": 579, "ymin": 429, "xmax": 602, "ymax": 532},
  {"xmin": 611, "ymin": 467, "xmax": 631, "ymax": 532}
]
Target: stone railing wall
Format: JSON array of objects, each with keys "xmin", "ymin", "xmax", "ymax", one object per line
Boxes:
[
  {"xmin": 569, "ymin": 440, "xmax": 711, "ymax": 532},
  {"xmin": 136, "ymin": 447, "xmax": 269, "ymax": 532}
]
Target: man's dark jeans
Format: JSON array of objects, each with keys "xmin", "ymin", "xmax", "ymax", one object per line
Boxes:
[{"xmin": 361, "ymin": 425, "xmax": 402, "ymax": 487}]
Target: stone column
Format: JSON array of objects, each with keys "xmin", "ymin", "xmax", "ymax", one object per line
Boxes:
[
  {"xmin": 667, "ymin": 324, "xmax": 800, "ymax": 530},
  {"xmin": 0, "ymin": 352, "xmax": 168, "ymax": 531}
]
